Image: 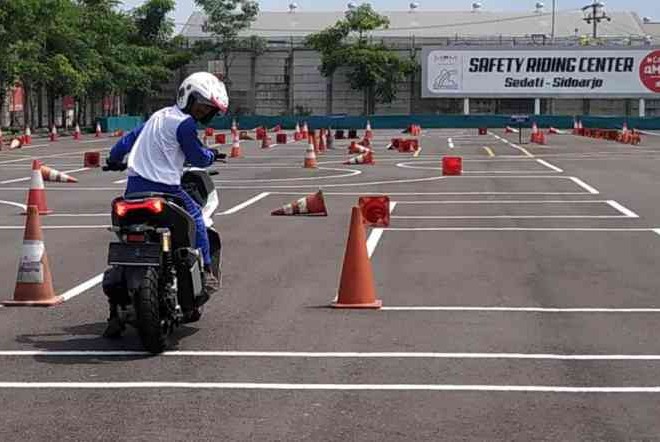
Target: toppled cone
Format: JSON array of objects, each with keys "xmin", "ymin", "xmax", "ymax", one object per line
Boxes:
[
  {"xmin": 10, "ymin": 138, "xmax": 23, "ymax": 150},
  {"xmin": 359, "ymin": 196, "xmax": 390, "ymax": 227},
  {"xmin": 344, "ymin": 150, "xmax": 374, "ymax": 165},
  {"xmin": 349, "ymin": 141, "xmax": 370, "ymax": 154},
  {"xmin": 332, "ymin": 207, "xmax": 381, "ymax": 309},
  {"xmin": 3, "ymin": 206, "xmax": 63, "ymax": 307},
  {"xmin": 25, "ymin": 160, "xmax": 52, "ymax": 215},
  {"xmin": 41, "ymin": 165, "xmax": 78, "ymax": 183},
  {"xmin": 271, "ymin": 190, "xmax": 327, "ymax": 216}
]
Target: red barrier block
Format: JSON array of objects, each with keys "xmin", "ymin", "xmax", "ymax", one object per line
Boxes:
[
  {"xmin": 276, "ymin": 133, "xmax": 287, "ymax": 144},
  {"xmin": 215, "ymin": 133, "xmax": 226, "ymax": 144},
  {"xmin": 84, "ymin": 151, "xmax": 101, "ymax": 168},
  {"xmin": 442, "ymin": 156, "xmax": 462, "ymax": 176},
  {"xmin": 204, "ymin": 127, "xmax": 214, "ymax": 137}
]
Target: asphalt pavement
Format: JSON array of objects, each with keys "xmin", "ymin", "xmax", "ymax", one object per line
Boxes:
[{"xmin": 0, "ymin": 127, "xmax": 660, "ymax": 441}]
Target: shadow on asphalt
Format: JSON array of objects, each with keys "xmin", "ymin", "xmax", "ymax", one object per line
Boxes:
[{"xmin": 15, "ymin": 322, "xmax": 200, "ymax": 365}]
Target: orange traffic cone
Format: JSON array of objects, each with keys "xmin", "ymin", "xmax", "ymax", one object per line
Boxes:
[
  {"xmin": 95, "ymin": 122, "xmax": 102, "ymax": 138},
  {"xmin": 622, "ymin": 122, "xmax": 629, "ymax": 134},
  {"xmin": 349, "ymin": 141, "xmax": 370, "ymax": 154},
  {"xmin": 49, "ymin": 125, "xmax": 58, "ymax": 142},
  {"xmin": 25, "ymin": 160, "xmax": 52, "ymax": 215},
  {"xmin": 318, "ymin": 129, "xmax": 326, "ymax": 153},
  {"xmin": 24, "ymin": 127, "xmax": 32, "ymax": 145},
  {"xmin": 73, "ymin": 124, "xmax": 81, "ymax": 140},
  {"xmin": 231, "ymin": 119, "xmax": 238, "ymax": 138},
  {"xmin": 261, "ymin": 135, "xmax": 272, "ymax": 149},
  {"xmin": 230, "ymin": 134, "xmax": 241, "ymax": 158},
  {"xmin": 41, "ymin": 165, "xmax": 78, "ymax": 183},
  {"xmin": 271, "ymin": 190, "xmax": 327, "ymax": 216},
  {"xmin": 302, "ymin": 122, "xmax": 309, "ymax": 139},
  {"xmin": 304, "ymin": 136, "xmax": 318, "ymax": 169},
  {"xmin": 332, "ymin": 206, "xmax": 381, "ymax": 309},
  {"xmin": 344, "ymin": 150, "xmax": 374, "ymax": 165},
  {"xmin": 530, "ymin": 122, "xmax": 539, "ymax": 143},
  {"xmin": 365, "ymin": 120, "xmax": 373, "ymax": 140},
  {"xmin": 9, "ymin": 138, "xmax": 23, "ymax": 150},
  {"xmin": 548, "ymin": 127, "xmax": 559, "ymax": 135},
  {"xmin": 505, "ymin": 126, "xmax": 518, "ymax": 134},
  {"xmin": 3, "ymin": 206, "xmax": 63, "ymax": 307}
]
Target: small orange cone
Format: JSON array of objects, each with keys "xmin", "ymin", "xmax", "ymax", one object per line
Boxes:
[
  {"xmin": 95, "ymin": 122, "xmax": 102, "ymax": 138},
  {"xmin": 25, "ymin": 160, "xmax": 52, "ymax": 215},
  {"xmin": 73, "ymin": 124, "xmax": 81, "ymax": 140},
  {"xmin": 318, "ymin": 129, "xmax": 326, "ymax": 153},
  {"xmin": 332, "ymin": 206, "xmax": 381, "ymax": 309},
  {"xmin": 261, "ymin": 134, "xmax": 272, "ymax": 149},
  {"xmin": 40, "ymin": 165, "xmax": 78, "ymax": 183},
  {"xmin": 9, "ymin": 138, "xmax": 23, "ymax": 150},
  {"xmin": 271, "ymin": 190, "xmax": 327, "ymax": 216},
  {"xmin": 304, "ymin": 136, "xmax": 318, "ymax": 169},
  {"xmin": 49, "ymin": 125, "xmax": 58, "ymax": 142},
  {"xmin": 230, "ymin": 134, "xmax": 241, "ymax": 158},
  {"xmin": 3, "ymin": 206, "xmax": 63, "ymax": 307},
  {"xmin": 302, "ymin": 122, "xmax": 309, "ymax": 139},
  {"xmin": 349, "ymin": 141, "xmax": 370, "ymax": 154},
  {"xmin": 344, "ymin": 150, "xmax": 374, "ymax": 165},
  {"xmin": 548, "ymin": 127, "xmax": 559, "ymax": 134},
  {"xmin": 24, "ymin": 127, "xmax": 32, "ymax": 145},
  {"xmin": 231, "ymin": 119, "xmax": 238, "ymax": 138}
]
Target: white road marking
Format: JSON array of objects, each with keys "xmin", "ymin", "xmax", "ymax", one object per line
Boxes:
[
  {"xmin": 382, "ymin": 306, "xmax": 660, "ymax": 313},
  {"xmin": 606, "ymin": 200, "xmax": 639, "ymax": 218},
  {"xmin": 392, "ymin": 215, "xmax": 632, "ymax": 219},
  {"xmin": 0, "ymin": 149, "xmax": 110, "ymax": 165},
  {"xmin": 569, "ymin": 177, "xmax": 600, "ymax": 194},
  {"xmin": 394, "ymin": 200, "xmax": 612, "ymax": 205},
  {"xmin": 0, "ymin": 382, "xmax": 660, "ymax": 392},
  {"xmin": 448, "ymin": 138, "xmax": 454, "ymax": 149},
  {"xmin": 0, "ymin": 199, "xmax": 27, "ymax": 210},
  {"xmin": 491, "ymin": 133, "xmax": 535, "ymax": 158},
  {"xmin": 365, "ymin": 202, "xmax": 397, "ymax": 258},
  {"xmin": 49, "ymin": 214, "xmax": 108, "ymax": 217},
  {"xmin": 60, "ymin": 273, "xmax": 104, "ymax": 302},
  {"xmin": 5, "ymin": 350, "xmax": 660, "ymax": 360},
  {"xmin": 214, "ymin": 167, "xmax": 360, "ymax": 183},
  {"xmin": 383, "ymin": 227, "xmax": 657, "ymax": 232},
  {"xmin": 218, "ymin": 175, "xmax": 445, "ymax": 190},
  {"xmin": 113, "ymin": 178, "xmax": 127, "ymax": 184},
  {"xmin": 218, "ymin": 192, "xmax": 270, "ymax": 215},
  {"xmin": 536, "ymin": 159, "xmax": 563, "ymax": 172}
]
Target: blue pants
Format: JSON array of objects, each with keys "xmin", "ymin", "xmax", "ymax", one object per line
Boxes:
[{"xmin": 125, "ymin": 175, "xmax": 211, "ymax": 266}]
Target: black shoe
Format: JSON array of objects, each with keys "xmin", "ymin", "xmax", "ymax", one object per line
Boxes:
[
  {"xmin": 203, "ymin": 269, "xmax": 219, "ymax": 296},
  {"xmin": 103, "ymin": 317, "xmax": 124, "ymax": 339}
]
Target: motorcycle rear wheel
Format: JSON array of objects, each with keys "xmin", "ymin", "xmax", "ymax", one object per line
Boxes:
[{"xmin": 134, "ymin": 268, "xmax": 169, "ymax": 354}]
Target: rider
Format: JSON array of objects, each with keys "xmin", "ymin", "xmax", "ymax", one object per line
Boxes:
[{"xmin": 105, "ymin": 71, "xmax": 227, "ymax": 308}]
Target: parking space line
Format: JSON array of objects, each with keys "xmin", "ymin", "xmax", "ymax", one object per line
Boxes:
[
  {"xmin": 394, "ymin": 200, "xmax": 611, "ymax": 205},
  {"xmin": 569, "ymin": 177, "xmax": 600, "ymax": 194},
  {"xmin": 0, "ymin": 225, "xmax": 110, "ymax": 230},
  {"xmin": 5, "ymin": 350, "xmax": 660, "ymax": 360},
  {"xmin": 482, "ymin": 146, "xmax": 495, "ymax": 157},
  {"xmin": 0, "ymin": 199, "xmax": 27, "ymax": 210},
  {"xmin": 382, "ymin": 306, "xmax": 660, "ymax": 313},
  {"xmin": 0, "ymin": 382, "xmax": 659, "ymax": 392},
  {"xmin": 366, "ymin": 202, "xmax": 397, "ymax": 258},
  {"xmin": 536, "ymin": 159, "xmax": 563, "ymax": 172},
  {"xmin": 218, "ymin": 192, "xmax": 270, "ymax": 215},
  {"xmin": 0, "ymin": 167, "xmax": 90, "ymax": 185},
  {"xmin": 60, "ymin": 273, "xmax": 104, "ymax": 302},
  {"xmin": 606, "ymin": 200, "xmax": 639, "ymax": 218},
  {"xmin": 383, "ymin": 227, "xmax": 657, "ymax": 232},
  {"xmin": 391, "ymin": 215, "xmax": 632, "ymax": 219}
]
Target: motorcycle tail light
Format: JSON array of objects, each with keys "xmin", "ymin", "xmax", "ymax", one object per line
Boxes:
[
  {"xmin": 126, "ymin": 233, "xmax": 146, "ymax": 243},
  {"xmin": 114, "ymin": 198, "xmax": 165, "ymax": 217}
]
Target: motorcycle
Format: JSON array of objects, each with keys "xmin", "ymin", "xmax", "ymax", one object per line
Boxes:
[{"xmin": 101, "ymin": 157, "xmax": 224, "ymax": 353}]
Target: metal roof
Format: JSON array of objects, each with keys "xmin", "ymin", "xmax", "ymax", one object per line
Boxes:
[{"xmin": 181, "ymin": 10, "xmax": 648, "ymax": 40}]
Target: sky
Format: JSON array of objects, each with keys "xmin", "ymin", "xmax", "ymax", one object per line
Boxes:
[{"xmin": 120, "ymin": 0, "xmax": 660, "ymax": 30}]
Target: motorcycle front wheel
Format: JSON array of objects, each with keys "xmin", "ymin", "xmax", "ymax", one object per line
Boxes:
[{"xmin": 134, "ymin": 268, "xmax": 169, "ymax": 354}]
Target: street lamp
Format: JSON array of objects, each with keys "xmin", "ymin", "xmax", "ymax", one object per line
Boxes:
[{"xmin": 582, "ymin": 1, "xmax": 611, "ymax": 39}]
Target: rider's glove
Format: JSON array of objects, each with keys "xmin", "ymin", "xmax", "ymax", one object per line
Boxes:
[
  {"xmin": 105, "ymin": 157, "xmax": 127, "ymax": 171},
  {"xmin": 209, "ymin": 148, "xmax": 226, "ymax": 161}
]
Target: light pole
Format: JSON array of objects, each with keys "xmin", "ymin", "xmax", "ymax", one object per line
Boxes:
[
  {"xmin": 551, "ymin": 0, "xmax": 556, "ymax": 41},
  {"xmin": 581, "ymin": 1, "xmax": 611, "ymax": 39}
]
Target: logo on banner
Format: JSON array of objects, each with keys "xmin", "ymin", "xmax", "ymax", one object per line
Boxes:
[
  {"xmin": 640, "ymin": 50, "xmax": 660, "ymax": 93},
  {"xmin": 429, "ymin": 53, "xmax": 461, "ymax": 91}
]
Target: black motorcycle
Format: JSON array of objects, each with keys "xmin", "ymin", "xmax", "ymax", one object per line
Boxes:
[{"xmin": 102, "ymin": 160, "xmax": 223, "ymax": 353}]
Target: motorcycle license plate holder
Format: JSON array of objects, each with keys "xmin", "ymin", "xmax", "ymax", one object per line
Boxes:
[{"xmin": 108, "ymin": 242, "xmax": 161, "ymax": 267}]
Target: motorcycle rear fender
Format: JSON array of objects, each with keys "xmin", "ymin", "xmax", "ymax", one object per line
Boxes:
[{"xmin": 124, "ymin": 267, "xmax": 152, "ymax": 291}]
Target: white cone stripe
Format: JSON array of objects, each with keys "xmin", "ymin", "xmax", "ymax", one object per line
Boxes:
[
  {"xmin": 31, "ymin": 169, "xmax": 45, "ymax": 189},
  {"xmin": 283, "ymin": 204, "xmax": 294, "ymax": 215},
  {"xmin": 297, "ymin": 196, "xmax": 308, "ymax": 214}
]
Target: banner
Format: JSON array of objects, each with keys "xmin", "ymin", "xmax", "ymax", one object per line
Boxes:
[
  {"xmin": 421, "ymin": 48, "xmax": 660, "ymax": 98},
  {"xmin": 10, "ymin": 86, "xmax": 24, "ymax": 112}
]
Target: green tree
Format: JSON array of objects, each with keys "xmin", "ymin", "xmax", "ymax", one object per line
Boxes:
[
  {"xmin": 307, "ymin": 4, "xmax": 417, "ymax": 114},
  {"xmin": 194, "ymin": 0, "xmax": 260, "ymax": 87}
]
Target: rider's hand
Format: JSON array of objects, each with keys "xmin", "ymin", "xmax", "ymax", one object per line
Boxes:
[
  {"xmin": 209, "ymin": 148, "xmax": 226, "ymax": 161},
  {"xmin": 104, "ymin": 157, "xmax": 127, "ymax": 171}
]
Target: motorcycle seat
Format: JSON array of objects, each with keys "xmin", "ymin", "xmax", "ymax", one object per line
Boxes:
[{"xmin": 124, "ymin": 192, "xmax": 186, "ymax": 209}]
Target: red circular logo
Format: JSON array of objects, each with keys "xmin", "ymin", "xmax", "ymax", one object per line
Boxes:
[{"xmin": 640, "ymin": 50, "xmax": 660, "ymax": 93}]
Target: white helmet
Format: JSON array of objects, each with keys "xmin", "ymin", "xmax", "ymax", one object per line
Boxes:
[{"xmin": 177, "ymin": 72, "xmax": 228, "ymax": 121}]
